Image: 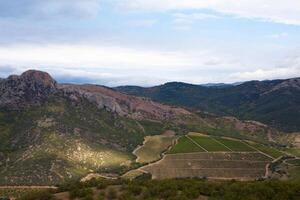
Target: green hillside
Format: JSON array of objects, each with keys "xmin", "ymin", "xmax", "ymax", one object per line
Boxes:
[{"xmin": 116, "ymin": 78, "xmax": 300, "ymax": 132}]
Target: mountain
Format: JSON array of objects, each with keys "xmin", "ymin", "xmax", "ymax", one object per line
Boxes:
[
  {"xmin": 0, "ymin": 70, "xmax": 283, "ymax": 185},
  {"xmin": 116, "ymin": 78, "xmax": 300, "ymax": 132},
  {"xmin": 201, "ymin": 82, "xmax": 243, "ymax": 88}
]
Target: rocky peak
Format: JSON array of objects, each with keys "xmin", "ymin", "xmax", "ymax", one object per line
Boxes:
[
  {"xmin": 0, "ymin": 70, "xmax": 58, "ymax": 110},
  {"xmin": 20, "ymin": 70, "xmax": 57, "ymax": 88}
]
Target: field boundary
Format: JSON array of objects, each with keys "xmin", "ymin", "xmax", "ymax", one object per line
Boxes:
[
  {"xmin": 186, "ymin": 135, "xmax": 208, "ymax": 152},
  {"xmin": 241, "ymin": 141, "xmax": 275, "ymax": 160},
  {"xmin": 210, "ymin": 137, "xmax": 233, "ymax": 152}
]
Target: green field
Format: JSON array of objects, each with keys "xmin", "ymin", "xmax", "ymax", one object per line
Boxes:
[
  {"xmin": 248, "ymin": 143, "xmax": 285, "ymax": 159},
  {"xmin": 214, "ymin": 137, "xmax": 256, "ymax": 152},
  {"xmin": 189, "ymin": 135, "xmax": 229, "ymax": 152},
  {"xmin": 168, "ymin": 136, "xmax": 203, "ymax": 154},
  {"xmin": 285, "ymin": 148, "xmax": 300, "ymax": 157}
]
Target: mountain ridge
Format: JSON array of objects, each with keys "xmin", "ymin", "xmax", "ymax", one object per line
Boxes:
[{"xmin": 116, "ymin": 77, "xmax": 300, "ymax": 132}]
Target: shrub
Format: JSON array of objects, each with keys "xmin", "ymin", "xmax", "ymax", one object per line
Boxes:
[
  {"xmin": 106, "ymin": 188, "xmax": 117, "ymax": 199},
  {"xmin": 69, "ymin": 188, "xmax": 93, "ymax": 199}
]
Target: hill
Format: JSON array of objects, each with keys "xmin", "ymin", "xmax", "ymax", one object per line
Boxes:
[
  {"xmin": 0, "ymin": 70, "xmax": 284, "ymax": 185},
  {"xmin": 115, "ymin": 78, "xmax": 300, "ymax": 132}
]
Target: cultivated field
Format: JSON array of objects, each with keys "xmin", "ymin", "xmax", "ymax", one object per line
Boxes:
[
  {"xmin": 133, "ymin": 134, "xmax": 176, "ymax": 163},
  {"xmin": 168, "ymin": 136, "xmax": 204, "ymax": 154},
  {"xmin": 246, "ymin": 142, "xmax": 285, "ymax": 159},
  {"xmin": 140, "ymin": 133, "xmax": 281, "ymax": 180},
  {"xmin": 141, "ymin": 152, "xmax": 271, "ymax": 180}
]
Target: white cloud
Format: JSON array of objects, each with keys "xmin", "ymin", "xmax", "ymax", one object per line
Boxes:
[
  {"xmin": 128, "ymin": 19, "xmax": 157, "ymax": 27},
  {"xmin": 173, "ymin": 13, "xmax": 219, "ymax": 24},
  {"xmin": 268, "ymin": 32, "xmax": 289, "ymax": 39},
  {"xmin": 230, "ymin": 67, "xmax": 300, "ymax": 81},
  {"xmin": 0, "ymin": 44, "xmax": 201, "ymax": 69},
  {"xmin": 0, "ymin": 43, "xmax": 299, "ymax": 86},
  {"xmin": 0, "ymin": 43, "xmax": 239, "ymax": 85},
  {"xmin": 117, "ymin": 0, "xmax": 300, "ymax": 25}
]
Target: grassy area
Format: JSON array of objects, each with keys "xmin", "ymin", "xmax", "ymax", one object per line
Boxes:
[
  {"xmin": 168, "ymin": 136, "xmax": 203, "ymax": 154},
  {"xmin": 214, "ymin": 137, "xmax": 255, "ymax": 152},
  {"xmin": 134, "ymin": 135, "xmax": 176, "ymax": 163},
  {"xmin": 286, "ymin": 159, "xmax": 300, "ymax": 166},
  {"xmin": 122, "ymin": 170, "xmax": 145, "ymax": 180},
  {"xmin": 248, "ymin": 143, "xmax": 285, "ymax": 159},
  {"xmin": 285, "ymin": 148, "xmax": 300, "ymax": 157},
  {"xmin": 0, "ymin": 188, "xmax": 51, "ymax": 199},
  {"xmin": 288, "ymin": 167, "xmax": 300, "ymax": 180},
  {"xmin": 189, "ymin": 135, "xmax": 229, "ymax": 152}
]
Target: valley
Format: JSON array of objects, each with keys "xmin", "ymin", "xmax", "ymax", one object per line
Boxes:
[{"xmin": 0, "ymin": 70, "xmax": 300, "ymax": 199}]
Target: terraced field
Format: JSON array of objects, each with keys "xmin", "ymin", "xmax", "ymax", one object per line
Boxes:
[
  {"xmin": 141, "ymin": 152, "xmax": 272, "ymax": 180},
  {"xmin": 141, "ymin": 133, "xmax": 284, "ymax": 180}
]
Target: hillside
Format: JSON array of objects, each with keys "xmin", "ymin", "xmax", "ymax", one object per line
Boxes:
[
  {"xmin": 0, "ymin": 70, "xmax": 284, "ymax": 185},
  {"xmin": 116, "ymin": 78, "xmax": 300, "ymax": 132}
]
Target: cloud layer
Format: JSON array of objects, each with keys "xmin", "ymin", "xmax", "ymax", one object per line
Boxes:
[{"xmin": 118, "ymin": 0, "xmax": 300, "ymax": 25}]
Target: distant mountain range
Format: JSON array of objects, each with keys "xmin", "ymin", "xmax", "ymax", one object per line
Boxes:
[
  {"xmin": 200, "ymin": 82, "xmax": 243, "ymax": 88},
  {"xmin": 116, "ymin": 78, "xmax": 300, "ymax": 132},
  {"xmin": 0, "ymin": 70, "xmax": 281, "ymax": 185}
]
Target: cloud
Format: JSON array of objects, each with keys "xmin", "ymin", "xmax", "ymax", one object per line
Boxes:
[
  {"xmin": 117, "ymin": 0, "xmax": 300, "ymax": 25},
  {"xmin": 0, "ymin": 43, "xmax": 241, "ymax": 86},
  {"xmin": 0, "ymin": 0, "xmax": 101, "ymax": 19},
  {"xmin": 173, "ymin": 13, "xmax": 220, "ymax": 24},
  {"xmin": 268, "ymin": 32, "xmax": 288, "ymax": 39},
  {"xmin": 128, "ymin": 19, "xmax": 157, "ymax": 27}
]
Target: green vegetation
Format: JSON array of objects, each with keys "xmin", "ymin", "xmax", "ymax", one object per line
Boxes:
[
  {"xmin": 248, "ymin": 143, "xmax": 285, "ymax": 159},
  {"xmin": 69, "ymin": 188, "xmax": 93, "ymax": 199},
  {"xmin": 286, "ymin": 159, "xmax": 300, "ymax": 166},
  {"xmin": 285, "ymin": 148, "xmax": 300, "ymax": 157},
  {"xmin": 53, "ymin": 178, "xmax": 300, "ymax": 200},
  {"xmin": 189, "ymin": 135, "xmax": 229, "ymax": 152},
  {"xmin": 18, "ymin": 190, "xmax": 55, "ymax": 200},
  {"xmin": 168, "ymin": 136, "xmax": 203, "ymax": 154},
  {"xmin": 288, "ymin": 167, "xmax": 300, "ymax": 180},
  {"xmin": 134, "ymin": 135, "xmax": 176, "ymax": 163},
  {"xmin": 116, "ymin": 80, "xmax": 300, "ymax": 132},
  {"xmin": 214, "ymin": 137, "xmax": 255, "ymax": 152}
]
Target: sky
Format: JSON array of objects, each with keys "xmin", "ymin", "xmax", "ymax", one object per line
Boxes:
[{"xmin": 0, "ymin": 0, "xmax": 300, "ymax": 86}]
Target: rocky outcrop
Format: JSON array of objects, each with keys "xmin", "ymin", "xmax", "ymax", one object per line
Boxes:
[
  {"xmin": 0, "ymin": 70, "xmax": 190, "ymax": 121},
  {"xmin": 0, "ymin": 70, "xmax": 58, "ymax": 110},
  {"xmin": 59, "ymin": 84, "xmax": 190, "ymax": 121}
]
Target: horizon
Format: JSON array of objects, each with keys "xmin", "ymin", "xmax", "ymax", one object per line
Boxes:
[
  {"xmin": 0, "ymin": 1, "xmax": 300, "ymax": 86},
  {"xmin": 0, "ymin": 69, "xmax": 299, "ymax": 87}
]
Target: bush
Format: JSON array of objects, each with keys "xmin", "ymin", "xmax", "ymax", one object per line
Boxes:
[
  {"xmin": 19, "ymin": 191, "xmax": 55, "ymax": 200},
  {"xmin": 69, "ymin": 188, "xmax": 93, "ymax": 199},
  {"xmin": 106, "ymin": 188, "xmax": 117, "ymax": 199}
]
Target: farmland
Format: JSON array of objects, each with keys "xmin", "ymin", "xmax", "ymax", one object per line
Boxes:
[
  {"xmin": 141, "ymin": 152, "xmax": 271, "ymax": 180},
  {"xmin": 140, "ymin": 133, "xmax": 284, "ymax": 180},
  {"xmin": 168, "ymin": 136, "xmax": 204, "ymax": 154},
  {"xmin": 214, "ymin": 137, "xmax": 255, "ymax": 152},
  {"xmin": 247, "ymin": 142, "xmax": 285, "ymax": 159},
  {"xmin": 133, "ymin": 134, "xmax": 176, "ymax": 163}
]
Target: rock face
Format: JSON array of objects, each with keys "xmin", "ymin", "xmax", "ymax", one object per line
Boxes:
[
  {"xmin": 59, "ymin": 84, "xmax": 190, "ymax": 121},
  {"xmin": 0, "ymin": 70, "xmax": 190, "ymax": 121},
  {"xmin": 0, "ymin": 70, "xmax": 58, "ymax": 110}
]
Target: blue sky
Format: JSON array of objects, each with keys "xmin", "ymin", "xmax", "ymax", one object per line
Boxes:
[{"xmin": 0, "ymin": 0, "xmax": 300, "ymax": 86}]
